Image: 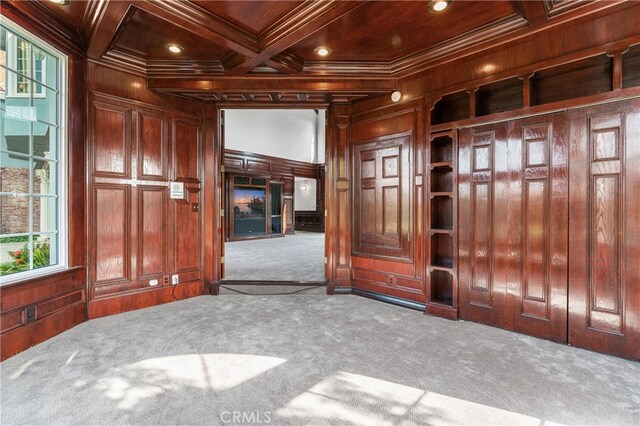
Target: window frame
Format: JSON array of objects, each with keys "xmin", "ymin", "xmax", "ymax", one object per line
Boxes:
[{"xmin": 0, "ymin": 17, "xmax": 68, "ymax": 285}]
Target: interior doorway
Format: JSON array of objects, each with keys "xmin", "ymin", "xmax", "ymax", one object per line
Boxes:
[{"xmin": 220, "ymin": 108, "xmax": 327, "ymax": 283}]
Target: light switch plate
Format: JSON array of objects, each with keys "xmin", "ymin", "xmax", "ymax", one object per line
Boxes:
[
  {"xmin": 149, "ymin": 279, "xmax": 158, "ymax": 286},
  {"xmin": 170, "ymin": 182, "xmax": 185, "ymax": 199}
]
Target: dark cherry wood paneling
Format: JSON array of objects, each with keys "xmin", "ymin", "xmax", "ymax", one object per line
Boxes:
[
  {"xmin": 174, "ymin": 120, "xmax": 201, "ymax": 182},
  {"xmin": 223, "ymin": 149, "xmax": 322, "ymax": 179},
  {"xmin": 192, "ymin": 1, "xmax": 302, "ymax": 35},
  {"xmin": 568, "ymin": 98, "xmax": 640, "ymax": 360},
  {"xmin": 352, "ymin": 133, "xmax": 410, "ymax": 259},
  {"xmin": 138, "ymin": 113, "xmax": 168, "ymax": 181},
  {"xmin": 86, "ymin": 67, "xmax": 205, "ymax": 318},
  {"xmin": 88, "ymin": 281, "xmax": 203, "ymax": 319},
  {"xmin": 1, "ymin": 269, "xmax": 85, "ymax": 360},
  {"xmin": 91, "ymin": 103, "xmax": 131, "ymax": 178},
  {"xmin": 287, "ymin": 1, "xmax": 516, "ymax": 62},
  {"xmin": 348, "ymin": 100, "xmax": 425, "ymax": 301},
  {"xmin": 459, "ymin": 125, "xmax": 505, "ymax": 326},
  {"xmin": 509, "ymin": 114, "xmax": 569, "ymax": 342},
  {"xmin": 175, "ymin": 190, "xmax": 201, "ymax": 273},
  {"xmin": 93, "ymin": 185, "xmax": 130, "ymax": 284},
  {"xmin": 459, "ymin": 112, "xmax": 569, "ymax": 342},
  {"xmin": 138, "ymin": 187, "xmax": 167, "ymax": 279},
  {"xmin": 113, "ymin": 7, "xmax": 234, "ymax": 60}
]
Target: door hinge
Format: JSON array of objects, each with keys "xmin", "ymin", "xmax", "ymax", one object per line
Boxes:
[
  {"xmin": 221, "ymin": 256, "xmax": 225, "ymax": 264},
  {"xmin": 220, "ymin": 209, "xmax": 225, "ymax": 217}
]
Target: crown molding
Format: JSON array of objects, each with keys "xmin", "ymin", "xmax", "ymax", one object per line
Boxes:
[{"xmin": 2, "ymin": 0, "xmax": 84, "ymax": 56}]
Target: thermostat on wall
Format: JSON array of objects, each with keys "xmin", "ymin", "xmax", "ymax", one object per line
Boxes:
[{"xmin": 170, "ymin": 182, "xmax": 185, "ymax": 199}]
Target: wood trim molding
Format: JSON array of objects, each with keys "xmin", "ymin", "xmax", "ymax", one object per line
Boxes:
[
  {"xmin": 224, "ymin": 149, "xmax": 323, "ymax": 179},
  {"xmin": 2, "ymin": 0, "xmax": 85, "ymax": 55}
]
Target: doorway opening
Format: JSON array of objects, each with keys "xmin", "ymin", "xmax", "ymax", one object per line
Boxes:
[{"xmin": 220, "ymin": 108, "xmax": 326, "ymax": 284}]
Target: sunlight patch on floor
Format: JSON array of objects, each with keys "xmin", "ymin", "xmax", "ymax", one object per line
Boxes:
[
  {"xmin": 276, "ymin": 371, "xmax": 566, "ymax": 426},
  {"xmin": 95, "ymin": 354, "xmax": 286, "ymax": 409}
]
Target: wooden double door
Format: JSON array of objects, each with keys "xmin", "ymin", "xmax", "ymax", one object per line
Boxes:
[
  {"xmin": 458, "ymin": 98, "xmax": 640, "ymax": 359},
  {"xmin": 459, "ymin": 112, "xmax": 570, "ymax": 343}
]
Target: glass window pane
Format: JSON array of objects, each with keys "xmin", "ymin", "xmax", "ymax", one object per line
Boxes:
[
  {"xmin": 0, "ymin": 194, "xmax": 30, "ymax": 234},
  {"xmin": 33, "ymin": 123, "xmax": 56, "ymax": 160},
  {"xmin": 33, "ymin": 233, "xmax": 55, "ymax": 270},
  {"xmin": 33, "ymin": 85, "xmax": 56, "ymax": 125},
  {"xmin": 4, "ymin": 70, "xmax": 34, "ymax": 122},
  {"xmin": 32, "ymin": 46, "xmax": 56, "ymax": 91},
  {"xmin": 233, "ymin": 187, "xmax": 266, "ymax": 236},
  {"xmin": 1, "ymin": 107, "xmax": 32, "ymax": 155},
  {"xmin": 32, "ymin": 196, "xmax": 56, "ymax": 232},
  {"xmin": 32, "ymin": 160, "xmax": 56, "ymax": 195},
  {"xmin": 0, "ymin": 235, "xmax": 30, "ymax": 276},
  {"xmin": 0, "ymin": 154, "xmax": 30, "ymax": 193}
]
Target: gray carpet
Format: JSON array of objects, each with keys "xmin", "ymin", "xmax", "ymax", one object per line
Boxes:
[
  {"xmin": 1, "ymin": 295, "xmax": 639, "ymax": 426},
  {"xmin": 224, "ymin": 232, "xmax": 324, "ymax": 281}
]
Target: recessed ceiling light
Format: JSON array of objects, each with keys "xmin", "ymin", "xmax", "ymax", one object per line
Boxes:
[
  {"xmin": 49, "ymin": 0, "xmax": 69, "ymax": 4},
  {"xmin": 428, "ymin": 0, "xmax": 451, "ymax": 13},
  {"xmin": 314, "ymin": 46, "xmax": 332, "ymax": 57},
  {"xmin": 166, "ymin": 44, "xmax": 183, "ymax": 54}
]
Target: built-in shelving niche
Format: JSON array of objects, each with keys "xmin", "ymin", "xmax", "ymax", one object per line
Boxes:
[
  {"xmin": 530, "ymin": 54, "xmax": 612, "ymax": 106},
  {"xmin": 426, "ymin": 130, "xmax": 457, "ymax": 319},
  {"xmin": 622, "ymin": 44, "xmax": 640, "ymax": 89},
  {"xmin": 430, "ymin": 270, "xmax": 453, "ymax": 306},
  {"xmin": 431, "ymin": 91, "xmax": 469, "ymax": 125},
  {"xmin": 475, "ymin": 77, "xmax": 523, "ymax": 117}
]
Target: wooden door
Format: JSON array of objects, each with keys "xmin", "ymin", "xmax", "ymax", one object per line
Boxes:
[
  {"xmin": 568, "ymin": 98, "xmax": 640, "ymax": 360},
  {"xmin": 507, "ymin": 114, "xmax": 569, "ymax": 343},
  {"xmin": 352, "ymin": 132, "xmax": 411, "ymax": 260},
  {"xmin": 458, "ymin": 122, "xmax": 509, "ymax": 327},
  {"xmin": 459, "ymin": 113, "xmax": 570, "ymax": 342}
]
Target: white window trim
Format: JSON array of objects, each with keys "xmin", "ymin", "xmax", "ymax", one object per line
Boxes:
[
  {"xmin": 0, "ymin": 17, "xmax": 68, "ymax": 286},
  {"xmin": 5, "ymin": 32, "xmax": 47, "ymax": 98}
]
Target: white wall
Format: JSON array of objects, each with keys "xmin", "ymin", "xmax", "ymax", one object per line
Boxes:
[
  {"xmin": 294, "ymin": 177, "xmax": 317, "ymax": 211},
  {"xmin": 224, "ymin": 109, "xmax": 325, "ymax": 164}
]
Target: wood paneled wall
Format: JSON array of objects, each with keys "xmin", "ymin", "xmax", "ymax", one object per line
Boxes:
[
  {"xmin": 0, "ymin": 3, "xmax": 86, "ymax": 361},
  {"xmin": 568, "ymin": 99, "xmax": 640, "ymax": 360},
  {"xmin": 458, "ymin": 112, "xmax": 570, "ymax": 343},
  {"xmin": 347, "ymin": 98, "xmax": 426, "ymax": 302},
  {"xmin": 86, "ymin": 64, "xmax": 207, "ymax": 318}
]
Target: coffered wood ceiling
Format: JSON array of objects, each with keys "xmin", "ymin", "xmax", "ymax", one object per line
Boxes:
[{"xmin": 23, "ymin": 0, "xmax": 626, "ymax": 99}]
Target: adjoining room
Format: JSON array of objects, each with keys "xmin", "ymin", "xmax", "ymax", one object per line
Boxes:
[{"xmin": 221, "ymin": 109, "xmax": 326, "ymax": 284}]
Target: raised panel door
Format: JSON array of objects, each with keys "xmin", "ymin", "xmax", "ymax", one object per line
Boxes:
[{"xmin": 568, "ymin": 99, "xmax": 640, "ymax": 360}]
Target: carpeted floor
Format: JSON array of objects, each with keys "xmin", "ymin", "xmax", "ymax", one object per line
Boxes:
[
  {"xmin": 224, "ymin": 232, "xmax": 325, "ymax": 281},
  {"xmin": 1, "ymin": 295, "xmax": 639, "ymax": 425}
]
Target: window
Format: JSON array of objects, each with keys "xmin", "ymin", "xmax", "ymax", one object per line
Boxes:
[{"xmin": 0, "ymin": 19, "xmax": 67, "ymax": 283}]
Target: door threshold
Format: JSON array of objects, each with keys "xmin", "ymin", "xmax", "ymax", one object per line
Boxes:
[{"xmin": 220, "ymin": 280, "xmax": 327, "ymax": 286}]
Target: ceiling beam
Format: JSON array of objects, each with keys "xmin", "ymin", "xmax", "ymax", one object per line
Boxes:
[
  {"xmin": 512, "ymin": 0, "xmax": 547, "ymax": 25},
  {"xmin": 225, "ymin": 0, "xmax": 368, "ymax": 75},
  {"xmin": 86, "ymin": 1, "xmax": 133, "ymax": 59},
  {"xmin": 147, "ymin": 77, "xmax": 398, "ymax": 94}
]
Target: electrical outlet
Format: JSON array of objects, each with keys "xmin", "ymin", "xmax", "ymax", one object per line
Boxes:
[
  {"xmin": 172, "ymin": 274, "xmax": 179, "ymax": 285},
  {"xmin": 149, "ymin": 279, "xmax": 158, "ymax": 286},
  {"xmin": 25, "ymin": 306, "xmax": 36, "ymax": 323},
  {"xmin": 163, "ymin": 276, "xmax": 169, "ymax": 285}
]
